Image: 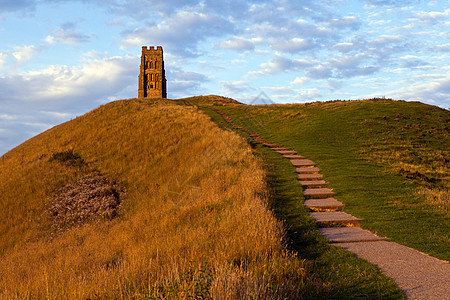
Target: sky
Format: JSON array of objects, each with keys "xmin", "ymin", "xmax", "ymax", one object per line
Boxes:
[{"xmin": 0, "ymin": 0, "xmax": 449, "ymax": 155}]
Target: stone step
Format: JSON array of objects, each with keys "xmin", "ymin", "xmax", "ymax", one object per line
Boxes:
[
  {"xmin": 290, "ymin": 159, "xmax": 315, "ymax": 167},
  {"xmin": 309, "ymin": 211, "xmax": 361, "ymax": 227},
  {"xmin": 304, "ymin": 198, "xmax": 344, "ymax": 211},
  {"xmin": 276, "ymin": 150, "xmax": 297, "ymax": 155},
  {"xmin": 298, "ymin": 173, "xmax": 323, "ymax": 180},
  {"xmin": 284, "ymin": 154, "xmax": 306, "ymax": 159},
  {"xmin": 319, "ymin": 227, "xmax": 387, "ymax": 243},
  {"xmin": 299, "ymin": 180, "xmax": 327, "ymax": 187},
  {"xmin": 303, "ymin": 188, "xmax": 334, "ymax": 198},
  {"xmin": 264, "ymin": 144, "xmax": 280, "ymax": 148},
  {"xmin": 296, "ymin": 167, "xmax": 321, "ymax": 174},
  {"xmin": 271, "ymin": 147, "xmax": 289, "ymax": 151}
]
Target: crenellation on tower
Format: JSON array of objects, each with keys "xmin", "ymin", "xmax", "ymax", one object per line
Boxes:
[{"xmin": 138, "ymin": 45, "xmax": 167, "ymax": 98}]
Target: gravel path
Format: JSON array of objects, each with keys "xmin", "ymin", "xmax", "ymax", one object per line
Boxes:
[{"xmin": 337, "ymin": 241, "xmax": 450, "ymax": 299}]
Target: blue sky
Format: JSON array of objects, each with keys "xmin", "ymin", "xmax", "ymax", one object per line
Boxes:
[{"xmin": 0, "ymin": 0, "xmax": 449, "ymax": 155}]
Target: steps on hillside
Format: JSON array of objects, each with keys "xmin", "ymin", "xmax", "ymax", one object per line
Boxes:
[
  {"xmin": 304, "ymin": 198, "xmax": 344, "ymax": 211},
  {"xmin": 284, "ymin": 154, "xmax": 306, "ymax": 159},
  {"xmin": 319, "ymin": 227, "xmax": 387, "ymax": 243},
  {"xmin": 298, "ymin": 173, "xmax": 323, "ymax": 180},
  {"xmin": 299, "ymin": 180, "xmax": 327, "ymax": 187},
  {"xmin": 213, "ymin": 111, "xmax": 450, "ymax": 300},
  {"xmin": 291, "ymin": 159, "xmax": 315, "ymax": 167},
  {"xmin": 276, "ymin": 150, "xmax": 297, "ymax": 155},
  {"xmin": 304, "ymin": 188, "xmax": 334, "ymax": 198},
  {"xmin": 264, "ymin": 143, "xmax": 279, "ymax": 147},
  {"xmin": 309, "ymin": 211, "xmax": 361, "ymax": 227},
  {"xmin": 296, "ymin": 167, "xmax": 320, "ymax": 173}
]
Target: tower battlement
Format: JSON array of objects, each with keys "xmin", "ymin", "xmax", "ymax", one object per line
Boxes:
[
  {"xmin": 138, "ymin": 46, "xmax": 167, "ymax": 98},
  {"xmin": 142, "ymin": 46, "xmax": 163, "ymax": 52}
]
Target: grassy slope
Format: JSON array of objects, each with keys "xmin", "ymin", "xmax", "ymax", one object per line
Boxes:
[
  {"xmin": 3, "ymin": 96, "xmax": 444, "ymax": 299},
  {"xmin": 0, "ymin": 98, "xmax": 309, "ymax": 299},
  {"xmin": 196, "ymin": 99, "xmax": 403, "ymax": 299},
  {"xmin": 196, "ymin": 98, "xmax": 449, "ymax": 261}
]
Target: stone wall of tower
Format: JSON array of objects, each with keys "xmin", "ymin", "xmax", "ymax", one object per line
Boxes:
[{"xmin": 138, "ymin": 46, "xmax": 167, "ymax": 98}]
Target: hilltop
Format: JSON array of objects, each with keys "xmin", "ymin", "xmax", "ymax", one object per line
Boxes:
[
  {"xmin": 178, "ymin": 95, "xmax": 243, "ymax": 106},
  {"xmin": 1, "ymin": 96, "xmax": 448, "ymax": 299}
]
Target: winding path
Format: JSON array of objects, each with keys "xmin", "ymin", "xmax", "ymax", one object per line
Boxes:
[{"xmin": 210, "ymin": 107, "xmax": 450, "ymax": 300}]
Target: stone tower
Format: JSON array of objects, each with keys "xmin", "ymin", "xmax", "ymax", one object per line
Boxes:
[{"xmin": 138, "ymin": 46, "xmax": 167, "ymax": 98}]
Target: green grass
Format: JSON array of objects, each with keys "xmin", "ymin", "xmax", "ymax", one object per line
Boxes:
[
  {"xmin": 200, "ymin": 104, "xmax": 405, "ymax": 299},
  {"xmin": 198, "ymin": 99, "xmax": 449, "ymax": 261}
]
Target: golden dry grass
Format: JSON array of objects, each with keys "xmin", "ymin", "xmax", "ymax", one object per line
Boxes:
[{"xmin": 0, "ymin": 98, "xmax": 310, "ymax": 299}]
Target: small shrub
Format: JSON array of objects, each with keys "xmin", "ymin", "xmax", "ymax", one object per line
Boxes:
[
  {"xmin": 48, "ymin": 175, "xmax": 126, "ymax": 231},
  {"xmin": 50, "ymin": 149, "xmax": 85, "ymax": 168}
]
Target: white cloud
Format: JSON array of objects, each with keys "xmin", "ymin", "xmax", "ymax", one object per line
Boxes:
[
  {"xmin": 0, "ymin": 55, "xmax": 137, "ymax": 108},
  {"xmin": 414, "ymin": 8, "xmax": 450, "ymax": 23},
  {"xmin": 430, "ymin": 44, "xmax": 450, "ymax": 52},
  {"xmin": 251, "ymin": 56, "xmax": 315, "ymax": 75},
  {"xmin": 45, "ymin": 23, "xmax": 91, "ymax": 46},
  {"xmin": 291, "ymin": 76, "xmax": 309, "ymax": 85},
  {"xmin": 0, "ymin": 114, "xmax": 18, "ymax": 120},
  {"xmin": 12, "ymin": 45, "xmax": 36, "ymax": 63},
  {"xmin": 327, "ymin": 79, "xmax": 343, "ymax": 90},
  {"xmin": 288, "ymin": 89, "xmax": 323, "ymax": 102},
  {"xmin": 307, "ymin": 65, "xmax": 333, "ymax": 79},
  {"xmin": 378, "ymin": 74, "xmax": 450, "ymax": 107},
  {"xmin": 333, "ymin": 42, "xmax": 354, "ymax": 52},
  {"xmin": 368, "ymin": 19, "xmax": 392, "ymax": 26},
  {"xmin": 121, "ymin": 10, "xmax": 234, "ymax": 57},
  {"xmin": 328, "ymin": 16, "xmax": 361, "ymax": 29},
  {"xmin": 218, "ymin": 37, "xmax": 255, "ymax": 51},
  {"xmin": 261, "ymin": 86, "xmax": 295, "ymax": 95},
  {"xmin": 270, "ymin": 38, "xmax": 314, "ymax": 53},
  {"xmin": 0, "ymin": 52, "xmax": 6, "ymax": 67},
  {"xmin": 40, "ymin": 111, "xmax": 74, "ymax": 119},
  {"xmin": 369, "ymin": 35, "xmax": 403, "ymax": 47},
  {"xmin": 110, "ymin": 0, "xmax": 250, "ymax": 20},
  {"xmin": 220, "ymin": 80, "xmax": 251, "ymax": 95},
  {"xmin": 169, "ymin": 69, "xmax": 208, "ymax": 82}
]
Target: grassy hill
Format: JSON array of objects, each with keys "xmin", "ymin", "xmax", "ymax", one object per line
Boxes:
[
  {"xmin": 194, "ymin": 98, "xmax": 449, "ymax": 261},
  {"xmin": 0, "ymin": 98, "xmax": 303, "ymax": 299},
  {"xmin": 3, "ymin": 96, "xmax": 444, "ymax": 299}
]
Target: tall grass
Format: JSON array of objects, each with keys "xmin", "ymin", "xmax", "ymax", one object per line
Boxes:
[{"xmin": 0, "ymin": 99, "xmax": 309, "ymax": 299}]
